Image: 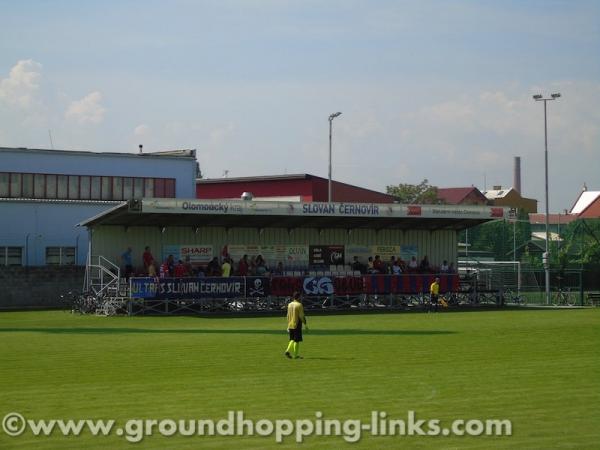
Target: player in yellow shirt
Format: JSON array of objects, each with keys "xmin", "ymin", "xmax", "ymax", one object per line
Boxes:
[
  {"xmin": 285, "ymin": 291, "xmax": 308, "ymax": 359},
  {"xmin": 429, "ymin": 277, "xmax": 440, "ymax": 312}
]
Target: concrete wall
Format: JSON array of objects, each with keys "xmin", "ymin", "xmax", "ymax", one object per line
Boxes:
[{"xmin": 0, "ymin": 266, "xmax": 85, "ymax": 309}]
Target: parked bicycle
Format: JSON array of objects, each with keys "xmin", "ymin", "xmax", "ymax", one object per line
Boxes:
[
  {"xmin": 503, "ymin": 288, "xmax": 526, "ymax": 305},
  {"xmin": 61, "ymin": 290, "xmax": 102, "ymax": 314},
  {"xmin": 552, "ymin": 287, "xmax": 575, "ymax": 306}
]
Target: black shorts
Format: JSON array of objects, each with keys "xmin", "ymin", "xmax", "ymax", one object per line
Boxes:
[{"xmin": 289, "ymin": 323, "xmax": 303, "ymax": 342}]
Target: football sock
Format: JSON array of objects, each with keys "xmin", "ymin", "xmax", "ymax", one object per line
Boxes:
[
  {"xmin": 292, "ymin": 342, "xmax": 299, "ymax": 358},
  {"xmin": 285, "ymin": 340, "xmax": 294, "ymax": 354}
]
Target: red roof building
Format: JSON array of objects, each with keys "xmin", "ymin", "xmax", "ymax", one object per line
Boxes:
[
  {"xmin": 196, "ymin": 174, "xmax": 395, "ymax": 203},
  {"xmin": 570, "ymin": 189, "xmax": 600, "ymax": 218},
  {"xmin": 437, "ymin": 187, "xmax": 488, "ymax": 205}
]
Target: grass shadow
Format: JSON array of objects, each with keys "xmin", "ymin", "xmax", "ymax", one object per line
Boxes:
[{"xmin": 0, "ymin": 327, "xmax": 457, "ymax": 336}]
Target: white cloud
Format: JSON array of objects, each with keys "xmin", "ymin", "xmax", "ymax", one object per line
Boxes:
[
  {"xmin": 134, "ymin": 124, "xmax": 150, "ymax": 136},
  {"xmin": 65, "ymin": 91, "xmax": 106, "ymax": 124},
  {"xmin": 0, "ymin": 59, "xmax": 42, "ymax": 108}
]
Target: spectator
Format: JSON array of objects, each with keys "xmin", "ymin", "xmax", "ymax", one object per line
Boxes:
[
  {"xmin": 350, "ymin": 256, "xmax": 365, "ymax": 274},
  {"xmin": 419, "ymin": 255, "xmax": 430, "ymax": 272},
  {"xmin": 249, "ymin": 256, "xmax": 257, "ymax": 276},
  {"xmin": 408, "ymin": 256, "xmax": 418, "ymax": 271},
  {"xmin": 148, "ymin": 261, "xmax": 157, "ymax": 277},
  {"xmin": 397, "ymin": 256, "xmax": 407, "ymax": 272},
  {"xmin": 274, "ymin": 261, "xmax": 284, "ymax": 275},
  {"xmin": 440, "ymin": 260, "xmax": 449, "ymax": 273},
  {"xmin": 159, "ymin": 256, "xmax": 173, "ymax": 278},
  {"xmin": 392, "ymin": 259, "xmax": 402, "ymax": 275},
  {"xmin": 121, "ymin": 247, "xmax": 133, "ymax": 281},
  {"xmin": 183, "ymin": 255, "xmax": 193, "ymax": 276},
  {"xmin": 373, "ymin": 255, "xmax": 383, "ymax": 273},
  {"xmin": 367, "ymin": 256, "xmax": 375, "ymax": 273},
  {"xmin": 207, "ymin": 257, "xmax": 221, "ymax": 276},
  {"xmin": 255, "ymin": 254, "xmax": 268, "ymax": 276},
  {"xmin": 448, "ymin": 262, "xmax": 456, "ymax": 273},
  {"xmin": 387, "ymin": 256, "xmax": 397, "ymax": 274},
  {"xmin": 238, "ymin": 254, "xmax": 249, "ymax": 276},
  {"xmin": 221, "ymin": 257, "xmax": 232, "ymax": 277},
  {"xmin": 142, "ymin": 246, "xmax": 155, "ymax": 276},
  {"xmin": 174, "ymin": 260, "xmax": 187, "ymax": 278}
]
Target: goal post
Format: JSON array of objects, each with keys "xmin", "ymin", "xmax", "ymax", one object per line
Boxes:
[{"xmin": 458, "ymin": 260, "xmax": 524, "ymax": 294}]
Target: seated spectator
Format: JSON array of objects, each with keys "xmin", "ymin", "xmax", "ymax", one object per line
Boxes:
[
  {"xmin": 249, "ymin": 256, "xmax": 257, "ymax": 276},
  {"xmin": 221, "ymin": 257, "xmax": 232, "ymax": 277},
  {"xmin": 159, "ymin": 255, "xmax": 175, "ymax": 278},
  {"xmin": 419, "ymin": 255, "xmax": 430, "ymax": 272},
  {"xmin": 408, "ymin": 256, "xmax": 418, "ymax": 271},
  {"xmin": 206, "ymin": 257, "xmax": 221, "ymax": 276},
  {"xmin": 148, "ymin": 262, "xmax": 157, "ymax": 277},
  {"xmin": 373, "ymin": 255, "xmax": 384, "ymax": 273},
  {"xmin": 174, "ymin": 260, "xmax": 187, "ymax": 277},
  {"xmin": 387, "ymin": 256, "xmax": 397, "ymax": 274},
  {"xmin": 397, "ymin": 256, "xmax": 407, "ymax": 272},
  {"xmin": 238, "ymin": 254, "xmax": 249, "ymax": 276},
  {"xmin": 350, "ymin": 256, "xmax": 365, "ymax": 274},
  {"xmin": 255, "ymin": 255, "xmax": 268, "ymax": 276},
  {"xmin": 440, "ymin": 260, "xmax": 449, "ymax": 273},
  {"xmin": 392, "ymin": 260, "xmax": 402, "ymax": 275},
  {"xmin": 273, "ymin": 261, "xmax": 284, "ymax": 275},
  {"xmin": 183, "ymin": 255, "xmax": 193, "ymax": 276},
  {"xmin": 367, "ymin": 256, "xmax": 375, "ymax": 273}
]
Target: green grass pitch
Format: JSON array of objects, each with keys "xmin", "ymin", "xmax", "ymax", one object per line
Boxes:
[{"xmin": 0, "ymin": 309, "xmax": 598, "ymax": 449}]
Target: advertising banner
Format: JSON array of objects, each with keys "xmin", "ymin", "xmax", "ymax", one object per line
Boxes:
[
  {"xmin": 130, "ymin": 277, "xmax": 244, "ymax": 299},
  {"xmin": 400, "ymin": 244, "xmax": 418, "ymax": 261},
  {"xmin": 345, "ymin": 245, "xmax": 371, "ymax": 265},
  {"xmin": 244, "ymin": 277, "xmax": 270, "ymax": 297},
  {"xmin": 309, "ymin": 245, "xmax": 345, "ymax": 266},
  {"xmin": 162, "ymin": 245, "xmax": 213, "ymax": 264},
  {"xmin": 130, "ymin": 274, "xmax": 459, "ymax": 299},
  {"xmin": 228, "ymin": 244, "xmax": 308, "ymax": 268}
]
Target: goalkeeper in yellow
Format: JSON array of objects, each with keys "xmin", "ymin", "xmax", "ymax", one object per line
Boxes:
[{"xmin": 285, "ymin": 291, "xmax": 308, "ymax": 359}]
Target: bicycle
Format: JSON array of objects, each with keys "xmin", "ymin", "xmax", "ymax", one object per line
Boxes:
[
  {"xmin": 61, "ymin": 290, "xmax": 103, "ymax": 314},
  {"xmin": 503, "ymin": 288, "xmax": 526, "ymax": 305},
  {"xmin": 552, "ymin": 287, "xmax": 575, "ymax": 306}
]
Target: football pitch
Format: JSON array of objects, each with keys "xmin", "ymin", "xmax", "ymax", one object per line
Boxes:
[{"xmin": 1, "ymin": 309, "xmax": 598, "ymax": 449}]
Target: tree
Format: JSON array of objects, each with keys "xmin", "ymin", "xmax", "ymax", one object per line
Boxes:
[{"xmin": 386, "ymin": 179, "xmax": 440, "ymax": 204}]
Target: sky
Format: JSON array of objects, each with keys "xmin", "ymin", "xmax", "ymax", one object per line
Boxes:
[{"xmin": 1, "ymin": 0, "xmax": 599, "ymax": 213}]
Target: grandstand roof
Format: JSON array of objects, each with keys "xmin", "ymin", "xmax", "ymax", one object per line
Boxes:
[{"xmin": 79, "ymin": 198, "xmax": 507, "ymax": 231}]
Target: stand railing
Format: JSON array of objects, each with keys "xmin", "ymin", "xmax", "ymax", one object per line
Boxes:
[{"xmin": 84, "ymin": 255, "xmax": 121, "ymax": 296}]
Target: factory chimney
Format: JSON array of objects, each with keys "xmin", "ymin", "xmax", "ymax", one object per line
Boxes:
[{"xmin": 513, "ymin": 156, "xmax": 521, "ymax": 194}]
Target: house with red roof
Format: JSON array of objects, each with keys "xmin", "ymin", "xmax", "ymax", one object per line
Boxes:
[
  {"xmin": 569, "ymin": 188, "xmax": 600, "ymax": 218},
  {"xmin": 437, "ymin": 187, "xmax": 488, "ymax": 205}
]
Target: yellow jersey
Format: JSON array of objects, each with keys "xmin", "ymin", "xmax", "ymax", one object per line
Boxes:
[
  {"xmin": 287, "ymin": 299, "xmax": 306, "ymax": 330},
  {"xmin": 430, "ymin": 281, "xmax": 440, "ymax": 295}
]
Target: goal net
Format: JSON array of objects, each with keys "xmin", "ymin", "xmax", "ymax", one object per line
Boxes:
[{"xmin": 457, "ymin": 260, "xmax": 540, "ymax": 293}]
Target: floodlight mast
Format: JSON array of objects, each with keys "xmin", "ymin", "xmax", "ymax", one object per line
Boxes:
[
  {"xmin": 533, "ymin": 93, "xmax": 561, "ymax": 305},
  {"xmin": 328, "ymin": 112, "xmax": 342, "ymax": 202}
]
